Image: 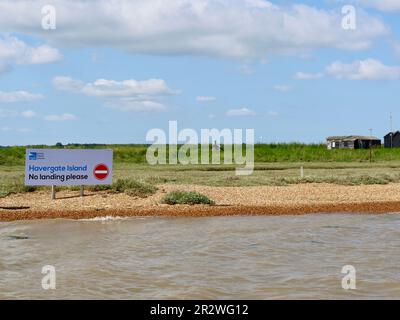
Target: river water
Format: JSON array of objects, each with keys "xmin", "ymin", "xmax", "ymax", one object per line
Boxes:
[{"xmin": 0, "ymin": 214, "xmax": 399, "ymax": 299}]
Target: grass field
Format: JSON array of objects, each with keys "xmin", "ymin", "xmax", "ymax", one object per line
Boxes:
[
  {"xmin": 2, "ymin": 143, "xmax": 400, "ymax": 165},
  {"xmin": 2, "ymin": 144, "xmax": 400, "ymax": 198}
]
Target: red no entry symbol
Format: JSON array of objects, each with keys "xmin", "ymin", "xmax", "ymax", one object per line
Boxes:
[{"xmin": 93, "ymin": 164, "xmax": 109, "ymax": 180}]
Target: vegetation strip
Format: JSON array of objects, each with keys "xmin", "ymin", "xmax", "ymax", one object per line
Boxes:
[{"xmin": 2, "ymin": 143, "xmax": 400, "ymax": 166}]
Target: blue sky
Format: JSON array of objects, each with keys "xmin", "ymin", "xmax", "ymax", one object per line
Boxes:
[{"xmin": 0, "ymin": 0, "xmax": 400, "ymax": 145}]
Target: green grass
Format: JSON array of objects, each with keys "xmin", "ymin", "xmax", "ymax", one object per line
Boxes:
[
  {"xmin": 3, "ymin": 143, "xmax": 400, "ymax": 198},
  {"xmin": 0, "ymin": 169, "xmax": 157, "ymax": 198},
  {"xmin": 3, "ymin": 162, "xmax": 400, "ymax": 196},
  {"xmin": 2, "ymin": 143, "xmax": 400, "ymax": 166},
  {"xmin": 162, "ymin": 191, "xmax": 215, "ymax": 205},
  {"xmin": 0, "ymin": 177, "xmax": 37, "ymax": 198},
  {"xmin": 111, "ymin": 178, "xmax": 157, "ymax": 198}
]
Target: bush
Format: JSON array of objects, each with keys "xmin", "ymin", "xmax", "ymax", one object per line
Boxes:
[
  {"xmin": 162, "ymin": 191, "xmax": 215, "ymax": 205},
  {"xmin": 112, "ymin": 178, "xmax": 157, "ymax": 198},
  {"xmin": 0, "ymin": 179, "xmax": 37, "ymax": 198},
  {"xmin": 86, "ymin": 184, "xmax": 112, "ymax": 192},
  {"xmin": 0, "ymin": 189, "xmax": 9, "ymax": 198}
]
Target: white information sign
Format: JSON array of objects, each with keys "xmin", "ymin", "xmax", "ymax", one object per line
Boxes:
[{"xmin": 25, "ymin": 149, "xmax": 113, "ymax": 186}]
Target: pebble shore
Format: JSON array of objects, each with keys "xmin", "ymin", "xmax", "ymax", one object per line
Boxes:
[{"xmin": 1, "ymin": 183, "xmax": 400, "ymax": 221}]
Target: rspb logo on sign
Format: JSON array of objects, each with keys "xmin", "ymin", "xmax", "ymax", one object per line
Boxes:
[{"xmin": 29, "ymin": 152, "xmax": 45, "ymax": 161}]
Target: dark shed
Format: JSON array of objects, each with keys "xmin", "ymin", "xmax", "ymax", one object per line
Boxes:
[{"xmin": 384, "ymin": 131, "xmax": 400, "ymax": 148}]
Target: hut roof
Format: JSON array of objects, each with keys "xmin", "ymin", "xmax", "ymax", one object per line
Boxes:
[
  {"xmin": 384, "ymin": 131, "xmax": 400, "ymax": 137},
  {"xmin": 326, "ymin": 135, "xmax": 380, "ymax": 141}
]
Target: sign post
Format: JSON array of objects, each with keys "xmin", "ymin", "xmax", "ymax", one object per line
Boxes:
[
  {"xmin": 51, "ymin": 185, "xmax": 56, "ymax": 200},
  {"xmin": 80, "ymin": 185, "xmax": 84, "ymax": 197},
  {"xmin": 25, "ymin": 149, "xmax": 113, "ymax": 199}
]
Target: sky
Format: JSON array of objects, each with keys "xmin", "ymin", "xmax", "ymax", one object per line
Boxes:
[{"xmin": 0, "ymin": 0, "xmax": 400, "ymax": 145}]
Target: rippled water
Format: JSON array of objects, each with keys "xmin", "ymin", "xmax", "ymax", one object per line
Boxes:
[{"xmin": 0, "ymin": 214, "xmax": 399, "ymax": 299}]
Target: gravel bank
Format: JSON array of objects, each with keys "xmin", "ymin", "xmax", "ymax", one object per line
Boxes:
[{"xmin": 1, "ymin": 183, "xmax": 400, "ymax": 221}]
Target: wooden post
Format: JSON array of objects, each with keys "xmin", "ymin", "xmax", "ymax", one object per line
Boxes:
[
  {"xmin": 51, "ymin": 185, "xmax": 56, "ymax": 200},
  {"xmin": 300, "ymin": 166, "xmax": 304, "ymax": 179},
  {"xmin": 369, "ymin": 128, "xmax": 373, "ymax": 163},
  {"xmin": 80, "ymin": 185, "xmax": 84, "ymax": 197},
  {"xmin": 369, "ymin": 145, "xmax": 372, "ymax": 163}
]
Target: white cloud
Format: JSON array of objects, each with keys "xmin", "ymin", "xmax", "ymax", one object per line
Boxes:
[
  {"xmin": 196, "ymin": 96, "xmax": 216, "ymax": 102},
  {"xmin": 326, "ymin": 59, "xmax": 400, "ymax": 80},
  {"xmin": 1, "ymin": 126, "xmax": 31, "ymax": 133},
  {"xmin": 273, "ymin": 85, "xmax": 292, "ymax": 92},
  {"xmin": 268, "ymin": 111, "xmax": 279, "ymax": 116},
  {"xmin": 53, "ymin": 76, "xmax": 177, "ymax": 112},
  {"xmin": 19, "ymin": 44, "xmax": 62, "ymax": 64},
  {"xmin": 226, "ymin": 107, "xmax": 256, "ymax": 117},
  {"xmin": 44, "ymin": 113, "xmax": 76, "ymax": 121},
  {"xmin": 0, "ymin": 1, "xmax": 388, "ymax": 60},
  {"xmin": 81, "ymin": 79, "xmax": 175, "ymax": 97},
  {"xmin": 358, "ymin": 0, "xmax": 400, "ymax": 11},
  {"xmin": 0, "ymin": 108, "xmax": 37, "ymax": 119},
  {"xmin": 54, "ymin": 77, "xmax": 175, "ymax": 97},
  {"xmin": 294, "ymin": 72, "xmax": 324, "ymax": 80},
  {"xmin": 105, "ymin": 100, "xmax": 167, "ymax": 112},
  {"xmin": 297, "ymin": 59, "xmax": 400, "ymax": 81},
  {"xmin": 21, "ymin": 110, "xmax": 36, "ymax": 118},
  {"xmin": 0, "ymin": 35, "xmax": 62, "ymax": 72},
  {"xmin": 0, "ymin": 90, "xmax": 43, "ymax": 103},
  {"xmin": 52, "ymin": 76, "xmax": 84, "ymax": 92},
  {"xmin": 239, "ymin": 64, "xmax": 253, "ymax": 74}
]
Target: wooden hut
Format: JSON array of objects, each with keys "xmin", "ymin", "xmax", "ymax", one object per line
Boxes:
[{"xmin": 326, "ymin": 136, "xmax": 381, "ymax": 150}]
